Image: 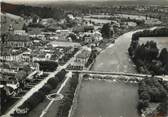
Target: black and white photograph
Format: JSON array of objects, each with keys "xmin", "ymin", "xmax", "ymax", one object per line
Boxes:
[{"xmin": 0, "ymin": 0, "xmax": 168, "ymax": 117}]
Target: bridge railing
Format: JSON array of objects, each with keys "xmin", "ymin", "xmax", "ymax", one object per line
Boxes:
[{"xmin": 66, "ymin": 70, "xmax": 168, "ymax": 81}]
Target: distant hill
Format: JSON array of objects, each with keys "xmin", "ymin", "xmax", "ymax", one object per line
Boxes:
[
  {"xmin": 1, "ymin": 1, "xmax": 168, "ymax": 19},
  {"xmin": 0, "ymin": 12, "xmax": 25, "ymax": 33},
  {"xmin": 1, "ymin": 2, "xmax": 64, "ymax": 20},
  {"xmin": 2, "ymin": 0, "xmax": 168, "ymax": 7}
]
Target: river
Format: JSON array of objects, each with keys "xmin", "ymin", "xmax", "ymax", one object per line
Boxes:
[
  {"xmin": 92, "ymin": 31, "xmax": 137, "ymax": 73},
  {"xmin": 74, "ymin": 27, "xmax": 168, "ymax": 117},
  {"xmin": 74, "ymin": 31, "xmax": 140, "ymax": 117}
]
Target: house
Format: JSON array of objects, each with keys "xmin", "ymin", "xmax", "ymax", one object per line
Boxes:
[
  {"xmin": 0, "ymin": 49, "xmax": 24, "ymax": 62},
  {"xmin": 40, "ymin": 18, "xmax": 56, "ymax": 26},
  {"xmin": 55, "ymin": 30, "xmax": 71, "ymax": 40},
  {"xmin": 82, "ymin": 31, "xmax": 103, "ymax": 45},
  {"xmin": 14, "ymin": 30, "xmax": 27, "ymax": 36},
  {"xmin": 67, "ymin": 14, "xmax": 75, "ymax": 20},
  {"xmin": 73, "ymin": 47, "xmax": 91, "ymax": 68},
  {"xmin": 4, "ymin": 33, "xmax": 32, "ymax": 48},
  {"xmin": 22, "ymin": 51, "xmax": 32, "ymax": 62}
]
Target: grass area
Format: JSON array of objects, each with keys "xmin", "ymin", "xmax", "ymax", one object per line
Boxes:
[
  {"xmin": 1, "ymin": 13, "xmax": 24, "ymax": 33},
  {"xmin": 28, "ymin": 73, "xmax": 79, "ymax": 117},
  {"xmin": 27, "ymin": 74, "xmax": 68, "ymax": 117},
  {"xmin": 1, "ymin": 98, "xmax": 18, "ymax": 115}
]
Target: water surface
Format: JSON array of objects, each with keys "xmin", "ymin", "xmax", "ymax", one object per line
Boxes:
[{"xmin": 74, "ymin": 79, "xmax": 139, "ymax": 117}]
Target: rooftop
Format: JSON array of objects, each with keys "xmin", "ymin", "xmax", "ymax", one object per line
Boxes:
[{"xmin": 5, "ymin": 33, "xmax": 30, "ymax": 42}]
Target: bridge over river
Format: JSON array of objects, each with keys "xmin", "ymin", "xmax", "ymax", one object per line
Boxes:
[{"xmin": 67, "ymin": 70, "xmax": 168, "ymax": 81}]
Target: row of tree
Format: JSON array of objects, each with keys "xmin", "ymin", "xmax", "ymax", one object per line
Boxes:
[
  {"xmin": 12, "ymin": 69, "xmax": 66, "ymax": 116},
  {"xmin": 56, "ymin": 73, "xmax": 79, "ymax": 117},
  {"xmin": 137, "ymin": 77, "xmax": 168, "ymax": 115},
  {"xmin": 128, "ymin": 28, "xmax": 168, "ymax": 75},
  {"xmin": 131, "ymin": 28, "xmax": 168, "ymax": 41},
  {"xmin": 101, "ymin": 23, "xmax": 113, "ymax": 39},
  {"xmin": 85, "ymin": 49, "xmax": 98, "ymax": 68},
  {"xmin": 35, "ymin": 61, "xmax": 58, "ymax": 72}
]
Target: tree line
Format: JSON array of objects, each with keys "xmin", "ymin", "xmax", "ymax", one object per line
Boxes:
[
  {"xmin": 128, "ymin": 27, "xmax": 168, "ymax": 75},
  {"xmin": 35, "ymin": 61, "xmax": 58, "ymax": 72},
  {"xmin": 137, "ymin": 77, "xmax": 168, "ymax": 116},
  {"xmin": 1, "ymin": 2, "xmax": 65, "ymax": 20},
  {"xmin": 56, "ymin": 73, "xmax": 79, "ymax": 117},
  {"xmin": 12, "ymin": 69, "xmax": 66, "ymax": 116},
  {"xmin": 85, "ymin": 49, "xmax": 98, "ymax": 68}
]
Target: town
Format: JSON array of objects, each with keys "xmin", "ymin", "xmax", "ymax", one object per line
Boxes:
[{"xmin": 0, "ymin": 1, "xmax": 168, "ymax": 117}]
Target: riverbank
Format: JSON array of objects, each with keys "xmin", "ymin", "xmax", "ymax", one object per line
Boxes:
[
  {"xmin": 128, "ymin": 27, "xmax": 168, "ymax": 75},
  {"xmin": 68, "ymin": 73, "xmax": 140, "ymax": 117},
  {"xmin": 68, "ymin": 74, "xmax": 83, "ymax": 117},
  {"xmin": 68, "ymin": 57, "xmax": 96, "ymax": 117},
  {"xmin": 97, "ymin": 24, "xmax": 157, "ymax": 55}
]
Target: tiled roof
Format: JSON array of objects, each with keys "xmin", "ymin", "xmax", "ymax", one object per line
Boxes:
[
  {"xmin": 0, "ymin": 47, "xmax": 25, "ymax": 56},
  {"xmin": 76, "ymin": 50, "xmax": 90, "ymax": 59},
  {"xmin": 6, "ymin": 33, "xmax": 30, "ymax": 42}
]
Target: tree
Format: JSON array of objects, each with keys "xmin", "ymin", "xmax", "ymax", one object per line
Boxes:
[
  {"xmin": 15, "ymin": 70, "xmax": 27, "ymax": 82},
  {"xmin": 67, "ymin": 33, "xmax": 78, "ymax": 42},
  {"xmin": 39, "ymin": 84, "xmax": 53, "ymax": 94},
  {"xmin": 140, "ymin": 91, "xmax": 151, "ymax": 101},
  {"xmin": 47, "ymin": 78, "xmax": 58, "ymax": 89},
  {"xmin": 55, "ymin": 69, "xmax": 66, "ymax": 81},
  {"xmin": 101, "ymin": 23, "xmax": 113, "ymax": 39},
  {"xmin": 22, "ymin": 23, "xmax": 28, "ymax": 32},
  {"xmin": 159, "ymin": 48, "xmax": 168, "ymax": 64}
]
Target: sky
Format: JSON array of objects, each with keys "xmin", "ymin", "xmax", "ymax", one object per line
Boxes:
[{"xmin": 1, "ymin": 0, "xmax": 168, "ymax": 4}]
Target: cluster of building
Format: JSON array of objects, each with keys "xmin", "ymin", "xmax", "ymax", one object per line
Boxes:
[
  {"xmin": 67, "ymin": 47, "xmax": 91, "ymax": 70},
  {"xmin": 0, "ymin": 12, "xmax": 105, "ymax": 108}
]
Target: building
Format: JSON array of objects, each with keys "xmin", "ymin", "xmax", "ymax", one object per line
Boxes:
[
  {"xmin": 0, "ymin": 49, "xmax": 30, "ymax": 62},
  {"xmin": 55, "ymin": 30, "xmax": 71, "ymax": 40},
  {"xmin": 73, "ymin": 47, "xmax": 91, "ymax": 68},
  {"xmin": 75, "ymin": 49, "xmax": 91, "ymax": 65},
  {"xmin": 14, "ymin": 30, "xmax": 27, "ymax": 36},
  {"xmin": 0, "ymin": 49, "xmax": 22, "ymax": 62},
  {"xmin": 40, "ymin": 18, "xmax": 55, "ymax": 26},
  {"xmin": 82, "ymin": 31, "xmax": 103, "ymax": 45},
  {"xmin": 4, "ymin": 33, "xmax": 32, "ymax": 48},
  {"xmin": 22, "ymin": 51, "xmax": 32, "ymax": 62}
]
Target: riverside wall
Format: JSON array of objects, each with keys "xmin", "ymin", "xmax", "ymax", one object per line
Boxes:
[{"xmin": 68, "ymin": 73, "xmax": 83, "ymax": 117}]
